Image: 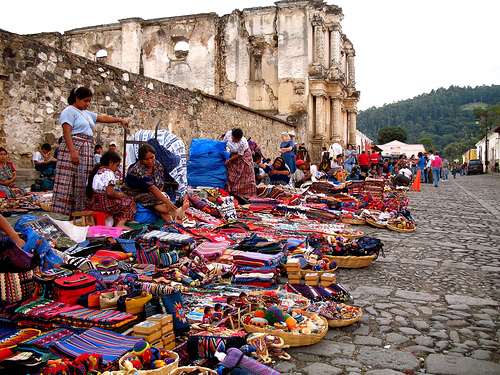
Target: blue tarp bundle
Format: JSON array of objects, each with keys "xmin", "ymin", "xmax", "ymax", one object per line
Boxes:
[{"xmin": 187, "ymin": 139, "xmax": 228, "ymax": 188}]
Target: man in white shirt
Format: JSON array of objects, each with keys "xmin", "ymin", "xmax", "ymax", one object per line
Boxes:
[{"xmin": 328, "ymin": 138, "xmax": 343, "ymax": 160}]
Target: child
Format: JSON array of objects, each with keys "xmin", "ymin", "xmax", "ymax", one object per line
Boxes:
[
  {"xmin": 213, "ymin": 303, "xmax": 223, "ymax": 320},
  {"xmin": 202, "ymin": 306, "xmax": 217, "ymax": 324},
  {"xmin": 86, "ymin": 151, "xmax": 137, "ymax": 230},
  {"xmin": 32, "ymin": 143, "xmax": 56, "ymax": 177},
  {"xmin": 346, "ymin": 166, "xmax": 359, "ymax": 181},
  {"xmin": 94, "ymin": 144, "xmax": 103, "ymax": 165},
  {"xmin": 294, "ymin": 160, "xmax": 312, "ymax": 187},
  {"xmin": 235, "ymin": 292, "xmax": 249, "ymax": 308},
  {"xmin": 253, "ymin": 152, "xmax": 270, "ymax": 185}
]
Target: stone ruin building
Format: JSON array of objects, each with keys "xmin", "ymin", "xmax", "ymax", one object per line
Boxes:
[{"xmin": 30, "ymin": 0, "xmax": 359, "ymax": 160}]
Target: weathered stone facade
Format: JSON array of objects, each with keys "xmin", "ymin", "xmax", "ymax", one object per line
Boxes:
[
  {"xmin": 29, "ymin": 0, "xmax": 359, "ymax": 160},
  {"xmin": 0, "ymin": 29, "xmax": 294, "ymax": 168}
]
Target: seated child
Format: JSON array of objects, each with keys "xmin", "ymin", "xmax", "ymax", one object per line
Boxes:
[
  {"xmin": 213, "ymin": 303, "xmax": 224, "ymax": 320},
  {"xmin": 235, "ymin": 292, "xmax": 249, "ymax": 308},
  {"xmin": 294, "ymin": 160, "xmax": 312, "ymax": 187},
  {"xmin": 253, "ymin": 152, "xmax": 270, "ymax": 185},
  {"xmin": 346, "ymin": 167, "xmax": 359, "ymax": 181},
  {"xmin": 202, "ymin": 306, "xmax": 218, "ymax": 324},
  {"xmin": 32, "ymin": 143, "xmax": 56, "ymax": 178},
  {"xmin": 86, "ymin": 151, "xmax": 137, "ymax": 230}
]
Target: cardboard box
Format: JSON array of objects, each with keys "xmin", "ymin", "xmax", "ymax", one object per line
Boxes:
[
  {"xmin": 147, "ymin": 313, "xmax": 171, "ymax": 326},
  {"xmin": 163, "ymin": 332, "xmax": 175, "ymax": 350},
  {"xmin": 305, "ymin": 279, "xmax": 318, "ymax": 286},
  {"xmin": 152, "ymin": 340, "xmax": 163, "ymax": 349},
  {"xmin": 287, "ymin": 273, "xmax": 301, "ymax": 284},
  {"xmin": 134, "ymin": 320, "xmax": 161, "ymax": 335}
]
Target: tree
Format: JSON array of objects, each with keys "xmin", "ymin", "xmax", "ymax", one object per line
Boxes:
[
  {"xmin": 473, "ymin": 105, "xmax": 500, "ymax": 137},
  {"xmin": 377, "ymin": 126, "xmax": 407, "ymax": 144},
  {"xmin": 443, "ymin": 142, "xmax": 468, "ymax": 160},
  {"xmin": 418, "ymin": 137, "xmax": 436, "ymax": 151}
]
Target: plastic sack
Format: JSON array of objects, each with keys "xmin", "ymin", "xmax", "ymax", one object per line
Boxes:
[
  {"xmin": 134, "ymin": 204, "xmax": 158, "ymax": 224},
  {"xmin": 187, "ymin": 139, "xmax": 228, "ymax": 188}
]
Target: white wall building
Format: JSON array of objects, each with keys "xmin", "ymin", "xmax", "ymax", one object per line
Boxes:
[
  {"xmin": 475, "ymin": 129, "xmax": 500, "ymax": 172},
  {"xmin": 377, "ymin": 140, "xmax": 425, "ymax": 158}
]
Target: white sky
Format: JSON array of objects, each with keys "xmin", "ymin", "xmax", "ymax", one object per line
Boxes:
[{"xmin": 2, "ymin": 0, "xmax": 499, "ymax": 110}]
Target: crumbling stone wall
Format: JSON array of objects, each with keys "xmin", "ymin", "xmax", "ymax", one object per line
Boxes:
[
  {"xmin": 27, "ymin": 0, "xmax": 359, "ymax": 161},
  {"xmin": 0, "ymin": 29, "xmax": 294, "ymax": 168}
]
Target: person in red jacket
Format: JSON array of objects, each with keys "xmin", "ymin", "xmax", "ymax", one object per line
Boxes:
[
  {"xmin": 370, "ymin": 151, "xmax": 381, "ymax": 170},
  {"xmin": 358, "ymin": 150, "xmax": 370, "ymax": 173}
]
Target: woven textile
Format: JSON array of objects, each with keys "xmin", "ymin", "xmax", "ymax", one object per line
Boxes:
[
  {"xmin": 191, "ymin": 241, "xmax": 231, "ymax": 260},
  {"xmin": 226, "ymin": 148, "xmax": 256, "ymax": 197},
  {"xmin": 87, "ymin": 192, "xmax": 137, "ymax": 221},
  {"xmin": 219, "ymin": 347, "xmax": 281, "ymax": 375},
  {"xmin": 51, "ymin": 138, "xmax": 93, "ymax": 215},
  {"xmin": 52, "ymin": 328, "xmax": 140, "ymax": 364}
]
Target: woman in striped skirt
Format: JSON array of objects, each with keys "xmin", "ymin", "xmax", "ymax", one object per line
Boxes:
[
  {"xmin": 223, "ymin": 128, "xmax": 257, "ymax": 198},
  {"xmin": 51, "ymin": 87, "xmax": 129, "ymax": 216}
]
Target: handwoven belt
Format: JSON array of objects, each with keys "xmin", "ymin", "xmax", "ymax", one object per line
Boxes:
[{"xmin": 72, "ymin": 134, "xmax": 93, "ymax": 141}]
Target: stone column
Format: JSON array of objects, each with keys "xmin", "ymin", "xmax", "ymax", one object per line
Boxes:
[
  {"xmin": 119, "ymin": 18, "xmax": 143, "ymax": 74},
  {"xmin": 313, "ymin": 94, "xmax": 326, "ymax": 139},
  {"xmin": 331, "ymin": 97, "xmax": 342, "ymax": 140},
  {"xmin": 329, "ymin": 25, "xmax": 341, "ymax": 68},
  {"xmin": 347, "ymin": 51, "xmax": 356, "ymax": 87},
  {"xmin": 312, "ymin": 16, "xmax": 325, "ymax": 66},
  {"xmin": 348, "ymin": 110, "xmax": 357, "ymax": 146}
]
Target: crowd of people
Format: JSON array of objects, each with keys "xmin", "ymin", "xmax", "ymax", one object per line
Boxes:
[{"xmin": 0, "ymin": 86, "xmax": 472, "ymax": 231}]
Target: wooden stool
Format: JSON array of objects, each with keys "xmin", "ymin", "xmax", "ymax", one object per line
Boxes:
[{"xmin": 72, "ymin": 211, "xmax": 96, "ymax": 227}]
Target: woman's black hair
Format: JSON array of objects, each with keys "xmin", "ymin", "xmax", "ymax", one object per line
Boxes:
[
  {"xmin": 273, "ymin": 157, "xmax": 288, "ymax": 171},
  {"xmin": 204, "ymin": 306, "xmax": 212, "ymax": 315},
  {"xmin": 68, "ymin": 87, "xmax": 93, "ymax": 105},
  {"xmin": 94, "ymin": 144, "xmax": 102, "ymax": 152},
  {"xmin": 0, "ymin": 147, "xmax": 7, "ymax": 154},
  {"xmin": 138, "ymin": 144, "xmax": 155, "ymax": 160},
  {"xmin": 58, "ymin": 136, "xmax": 63, "ymax": 144},
  {"xmin": 86, "ymin": 151, "xmax": 121, "ymax": 198},
  {"xmin": 231, "ymin": 128, "xmax": 243, "ymax": 140}
]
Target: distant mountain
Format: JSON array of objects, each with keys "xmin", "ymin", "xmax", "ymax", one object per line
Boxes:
[{"xmin": 357, "ymin": 85, "xmax": 500, "ymax": 155}]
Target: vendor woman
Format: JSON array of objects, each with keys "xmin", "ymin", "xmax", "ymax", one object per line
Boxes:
[
  {"xmin": 52, "ymin": 87, "xmax": 129, "ymax": 216},
  {"xmin": 265, "ymin": 157, "xmax": 291, "ymax": 186},
  {"xmin": 223, "ymin": 128, "xmax": 256, "ymax": 197},
  {"xmin": 122, "ymin": 144, "xmax": 188, "ymax": 223}
]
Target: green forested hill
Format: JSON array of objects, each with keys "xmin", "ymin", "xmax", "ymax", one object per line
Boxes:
[{"xmin": 357, "ymin": 85, "xmax": 500, "ymax": 157}]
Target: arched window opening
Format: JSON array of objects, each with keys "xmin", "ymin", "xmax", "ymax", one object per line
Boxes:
[
  {"xmin": 95, "ymin": 49, "xmax": 108, "ymax": 62},
  {"xmin": 174, "ymin": 41, "xmax": 189, "ymax": 59}
]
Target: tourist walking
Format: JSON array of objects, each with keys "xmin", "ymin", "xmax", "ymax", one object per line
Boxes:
[
  {"xmin": 431, "ymin": 151, "xmax": 443, "ymax": 187},
  {"xmin": 279, "ymin": 132, "xmax": 296, "ymax": 173},
  {"xmin": 451, "ymin": 161, "xmax": 458, "ymax": 179},
  {"xmin": 52, "ymin": 87, "xmax": 129, "ymax": 216},
  {"xmin": 344, "ymin": 144, "xmax": 358, "ymax": 173},
  {"xmin": 442, "ymin": 158, "xmax": 450, "ymax": 181}
]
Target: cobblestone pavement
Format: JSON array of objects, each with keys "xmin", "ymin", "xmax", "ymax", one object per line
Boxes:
[{"xmin": 276, "ymin": 174, "xmax": 500, "ymax": 375}]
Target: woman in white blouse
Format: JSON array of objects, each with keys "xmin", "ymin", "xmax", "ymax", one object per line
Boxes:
[
  {"xmin": 223, "ymin": 128, "xmax": 257, "ymax": 197},
  {"xmin": 86, "ymin": 151, "xmax": 137, "ymax": 230}
]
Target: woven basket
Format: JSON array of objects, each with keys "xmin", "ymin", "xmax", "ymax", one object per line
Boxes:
[
  {"xmin": 387, "ymin": 223, "xmax": 416, "ymax": 233},
  {"xmin": 341, "ymin": 217, "xmax": 366, "ymax": 225},
  {"xmin": 323, "ymin": 254, "xmax": 376, "ymax": 268},
  {"xmin": 241, "ymin": 311, "xmax": 328, "ymax": 347},
  {"xmin": 39, "ymin": 202, "xmax": 51, "ymax": 211},
  {"xmin": 119, "ymin": 350, "xmax": 178, "ymax": 375},
  {"xmin": 365, "ymin": 218, "xmax": 387, "ymax": 228},
  {"xmin": 169, "ymin": 366, "xmax": 218, "ymax": 375},
  {"xmin": 328, "ymin": 308, "xmax": 363, "ymax": 327}
]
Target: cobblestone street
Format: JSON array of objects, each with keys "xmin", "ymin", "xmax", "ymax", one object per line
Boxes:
[{"xmin": 277, "ymin": 174, "xmax": 500, "ymax": 375}]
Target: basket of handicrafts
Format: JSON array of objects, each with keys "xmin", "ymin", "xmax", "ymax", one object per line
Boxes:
[{"xmin": 241, "ymin": 310, "xmax": 328, "ymax": 347}]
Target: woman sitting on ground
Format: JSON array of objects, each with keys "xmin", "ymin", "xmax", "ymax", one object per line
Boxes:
[
  {"xmin": 122, "ymin": 144, "xmax": 188, "ymax": 223},
  {"xmin": 0, "ymin": 147, "xmax": 26, "ymax": 198},
  {"xmin": 265, "ymin": 157, "xmax": 291, "ymax": 186},
  {"xmin": 86, "ymin": 151, "xmax": 137, "ymax": 230}
]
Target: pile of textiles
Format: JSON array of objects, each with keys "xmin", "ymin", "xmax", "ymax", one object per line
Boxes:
[
  {"xmin": 14, "ymin": 298, "xmax": 136, "ymax": 329},
  {"xmin": 230, "ymin": 251, "xmax": 283, "ymax": 288}
]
